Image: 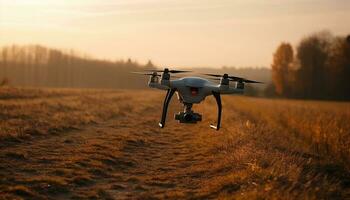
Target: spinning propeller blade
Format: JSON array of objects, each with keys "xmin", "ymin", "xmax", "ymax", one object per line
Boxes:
[
  {"xmin": 144, "ymin": 68, "xmax": 191, "ymax": 73},
  {"xmin": 208, "ymin": 78, "xmax": 221, "ymax": 81},
  {"xmin": 131, "ymin": 72, "xmax": 161, "ymax": 76},
  {"xmin": 204, "ymin": 73, "xmax": 263, "ymax": 84},
  {"xmin": 203, "ymin": 73, "xmax": 222, "ymax": 77},
  {"xmin": 238, "ymin": 79, "xmax": 263, "ymax": 84}
]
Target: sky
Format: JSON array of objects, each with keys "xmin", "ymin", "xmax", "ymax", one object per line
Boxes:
[{"xmin": 0, "ymin": 0, "xmax": 349, "ymax": 68}]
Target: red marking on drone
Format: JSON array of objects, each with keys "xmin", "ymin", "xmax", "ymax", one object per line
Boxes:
[{"xmin": 190, "ymin": 87, "xmax": 199, "ymax": 96}]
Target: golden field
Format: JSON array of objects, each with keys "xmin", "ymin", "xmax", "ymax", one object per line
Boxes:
[{"xmin": 0, "ymin": 87, "xmax": 349, "ymax": 199}]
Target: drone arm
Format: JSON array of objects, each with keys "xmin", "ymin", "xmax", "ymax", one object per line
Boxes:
[
  {"xmin": 159, "ymin": 89, "xmax": 176, "ymax": 128},
  {"xmin": 210, "ymin": 91, "xmax": 222, "ymax": 130}
]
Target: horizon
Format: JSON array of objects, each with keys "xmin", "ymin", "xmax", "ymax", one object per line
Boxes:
[
  {"xmin": 1, "ymin": 0, "xmax": 350, "ymax": 68},
  {"xmin": 0, "ymin": 43, "xmax": 273, "ymax": 69}
]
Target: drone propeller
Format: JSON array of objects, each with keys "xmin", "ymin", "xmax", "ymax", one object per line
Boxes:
[
  {"xmin": 203, "ymin": 73, "xmax": 223, "ymax": 77},
  {"xmin": 145, "ymin": 68, "xmax": 191, "ymax": 74},
  {"xmin": 131, "ymin": 72, "xmax": 161, "ymax": 76},
  {"xmin": 204, "ymin": 73, "xmax": 263, "ymax": 84},
  {"xmin": 237, "ymin": 79, "xmax": 263, "ymax": 84}
]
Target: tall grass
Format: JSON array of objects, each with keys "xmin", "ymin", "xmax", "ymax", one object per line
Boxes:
[{"xmin": 225, "ymin": 97, "xmax": 350, "ymax": 167}]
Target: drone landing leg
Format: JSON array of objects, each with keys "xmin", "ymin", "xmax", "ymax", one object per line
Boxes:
[
  {"xmin": 159, "ymin": 89, "xmax": 176, "ymax": 128},
  {"xmin": 210, "ymin": 91, "xmax": 222, "ymax": 130}
]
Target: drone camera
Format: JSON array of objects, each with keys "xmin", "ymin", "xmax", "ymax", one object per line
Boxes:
[{"xmin": 175, "ymin": 112, "xmax": 202, "ymax": 123}]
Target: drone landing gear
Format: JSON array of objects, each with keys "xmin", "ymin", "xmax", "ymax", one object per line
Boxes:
[
  {"xmin": 210, "ymin": 91, "xmax": 222, "ymax": 131},
  {"xmin": 159, "ymin": 89, "xmax": 176, "ymax": 128},
  {"xmin": 158, "ymin": 89, "xmax": 222, "ymax": 131}
]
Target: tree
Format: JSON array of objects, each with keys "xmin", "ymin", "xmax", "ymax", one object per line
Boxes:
[
  {"xmin": 145, "ymin": 60, "xmax": 154, "ymax": 69},
  {"xmin": 271, "ymin": 42, "xmax": 293, "ymax": 96},
  {"xmin": 295, "ymin": 32, "xmax": 331, "ymax": 99},
  {"xmin": 327, "ymin": 35, "xmax": 350, "ymax": 99}
]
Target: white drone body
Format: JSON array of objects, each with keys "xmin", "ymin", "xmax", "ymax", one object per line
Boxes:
[{"xmin": 135, "ymin": 68, "xmax": 261, "ymax": 130}]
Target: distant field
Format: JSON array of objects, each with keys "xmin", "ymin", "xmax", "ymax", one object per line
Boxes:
[{"xmin": 0, "ymin": 87, "xmax": 349, "ymax": 199}]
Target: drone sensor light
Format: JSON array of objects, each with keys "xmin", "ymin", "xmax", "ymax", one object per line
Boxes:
[{"xmin": 190, "ymin": 87, "xmax": 199, "ymax": 96}]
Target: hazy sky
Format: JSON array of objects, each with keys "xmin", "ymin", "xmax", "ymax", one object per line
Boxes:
[{"xmin": 1, "ymin": 0, "xmax": 349, "ymax": 68}]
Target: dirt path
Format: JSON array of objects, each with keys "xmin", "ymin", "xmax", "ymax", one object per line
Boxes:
[
  {"xmin": 0, "ymin": 98, "xmax": 227, "ymax": 199},
  {"xmin": 1, "ymin": 92, "xmax": 349, "ymax": 199}
]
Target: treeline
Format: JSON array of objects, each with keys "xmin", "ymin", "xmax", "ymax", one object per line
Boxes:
[
  {"xmin": 270, "ymin": 31, "xmax": 350, "ymax": 100},
  {"xmin": 0, "ymin": 45, "xmax": 151, "ymax": 89}
]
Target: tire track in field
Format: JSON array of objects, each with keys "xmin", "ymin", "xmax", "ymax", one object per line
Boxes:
[{"xmin": 0, "ymin": 99, "xmax": 226, "ymax": 199}]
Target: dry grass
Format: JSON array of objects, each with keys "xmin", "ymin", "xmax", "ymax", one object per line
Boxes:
[
  {"xmin": 0, "ymin": 87, "xmax": 349, "ymax": 199},
  {"xmin": 224, "ymin": 97, "xmax": 350, "ymax": 167},
  {"xmin": 0, "ymin": 87, "xmax": 147, "ymax": 147}
]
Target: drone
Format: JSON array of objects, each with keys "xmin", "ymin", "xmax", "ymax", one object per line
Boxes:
[{"xmin": 133, "ymin": 68, "xmax": 262, "ymax": 130}]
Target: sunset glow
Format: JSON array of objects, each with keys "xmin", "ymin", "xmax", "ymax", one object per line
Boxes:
[{"xmin": 1, "ymin": 0, "xmax": 349, "ymax": 67}]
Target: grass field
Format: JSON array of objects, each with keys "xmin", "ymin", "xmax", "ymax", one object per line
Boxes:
[{"xmin": 0, "ymin": 87, "xmax": 349, "ymax": 199}]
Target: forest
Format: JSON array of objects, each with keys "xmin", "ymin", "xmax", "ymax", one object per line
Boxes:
[
  {"xmin": 0, "ymin": 44, "xmax": 270, "ymax": 92},
  {"xmin": 0, "ymin": 45, "xmax": 150, "ymax": 89},
  {"xmin": 271, "ymin": 32, "xmax": 350, "ymax": 100}
]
